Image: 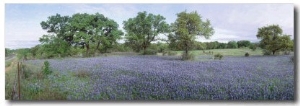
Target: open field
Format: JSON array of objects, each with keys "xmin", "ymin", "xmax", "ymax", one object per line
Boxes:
[
  {"xmin": 5, "ymin": 52, "xmax": 294, "ymax": 100},
  {"xmin": 173, "ymin": 48, "xmax": 264, "ymax": 56}
]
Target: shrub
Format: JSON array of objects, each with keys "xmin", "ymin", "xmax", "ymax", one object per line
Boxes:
[
  {"xmin": 42, "ymin": 61, "xmax": 52, "ymax": 75},
  {"xmin": 142, "ymin": 49, "xmax": 157, "ymax": 55},
  {"xmin": 249, "ymin": 44, "xmax": 257, "ymax": 51},
  {"xmin": 214, "ymin": 53, "xmax": 223, "ymax": 60},
  {"xmin": 245, "ymin": 52, "xmax": 250, "ymax": 57},
  {"xmin": 22, "ymin": 65, "xmax": 33, "ymax": 79},
  {"xmin": 181, "ymin": 52, "xmax": 196, "ymax": 60}
]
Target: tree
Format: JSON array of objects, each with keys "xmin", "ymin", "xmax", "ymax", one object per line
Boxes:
[
  {"xmin": 39, "ymin": 35, "xmax": 71, "ymax": 58},
  {"xmin": 123, "ymin": 11, "xmax": 169, "ymax": 54},
  {"xmin": 217, "ymin": 43, "xmax": 227, "ymax": 49},
  {"xmin": 194, "ymin": 41, "xmax": 207, "ymax": 50},
  {"xmin": 249, "ymin": 43, "xmax": 257, "ymax": 51},
  {"xmin": 205, "ymin": 41, "xmax": 218, "ymax": 49},
  {"xmin": 16, "ymin": 48, "xmax": 31, "ymax": 60},
  {"xmin": 39, "ymin": 13, "xmax": 123, "ymax": 58},
  {"xmin": 171, "ymin": 11, "xmax": 214, "ymax": 60},
  {"xmin": 237, "ymin": 40, "xmax": 251, "ymax": 48},
  {"xmin": 227, "ymin": 41, "xmax": 238, "ymax": 49},
  {"xmin": 5, "ymin": 48, "xmax": 12, "ymax": 57},
  {"xmin": 61, "ymin": 13, "xmax": 123, "ymax": 56},
  {"xmin": 40, "ymin": 14, "xmax": 72, "ymax": 44},
  {"xmin": 256, "ymin": 24, "xmax": 293, "ymax": 55},
  {"xmin": 40, "ymin": 14, "xmax": 73, "ymax": 58}
]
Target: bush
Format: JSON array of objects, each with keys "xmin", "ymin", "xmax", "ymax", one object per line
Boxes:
[
  {"xmin": 142, "ymin": 49, "xmax": 157, "ymax": 55},
  {"xmin": 181, "ymin": 52, "xmax": 196, "ymax": 60},
  {"xmin": 214, "ymin": 53, "xmax": 223, "ymax": 60},
  {"xmin": 42, "ymin": 61, "xmax": 52, "ymax": 75},
  {"xmin": 22, "ymin": 65, "xmax": 33, "ymax": 79},
  {"xmin": 167, "ymin": 51, "xmax": 177, "ymax": 56},
  {"xmin": 249, "ymin": 44, "xmax": 257, "ymax": 51},
  {"xmin": 245, "ymin": 52, "xmax": 250, "ymax": 57}
]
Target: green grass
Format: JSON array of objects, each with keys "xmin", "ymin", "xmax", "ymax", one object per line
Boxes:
[
  {"xmin": 174, "ymin": 48, "xmax": 263, "ymax": 56},
  {"xmin": 5, "ymin": 61, "xmax": 69, "ymax": 100},
  {"xmin": 5, "ymin": 60, "xmax": 12, "ymax": 67}
]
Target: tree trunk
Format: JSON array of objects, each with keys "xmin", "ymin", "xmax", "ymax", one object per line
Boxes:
[
  {"xmin": 183, "ymin": 42, "xmax": 189, "ymax": 60},
  {"xmin": 185, "ymin": 48, "xmax": 188, "ymax": 58},
  {"xmin": 86, "ymin": 43, "xmax": 90, "ymax": 57},
  {"xmin": 96, "ymin": 41, "xmax": 100, "ymax": 52},
  {"xmin": 272, "ymin": 51, "xmax": 275, "ymax": 55}
]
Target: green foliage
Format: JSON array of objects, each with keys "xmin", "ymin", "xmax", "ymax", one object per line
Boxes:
[
  {"xmin": 205, "ymin": 41, "xmax": 218, "ymax": 49},
  {"xmin": 256, "ymin": 24, "xmax": 293, "ymax": 55},
  {"xmin": 217, "ymin": 43, "xmax": 227, "ymax": 49},
  {"xmin": 237, "ymin": 40, "xmax": 251, "ymax": 48},
  {"xmin": 5, "ymin": 61, "xmax": 12, "ymax": 67},
  {"xmin": 171, "ymin": 10, "xmax": 214, "ymax": 60},
  {"xmin": 245, "ymin": 52, "xmax": 250, "ymax": 57},
  {"xmin": 227, "ymin": 41, "xmax": 238, "ymax": 49},
  {"xmin": 21, "ymin": 65, "xmax": 33, "ymax": 79},
  {"xmin": 156, "ymin": 42, "xmax": 169, "ymax": 53},
  {"xmin": 39, "ymin": 13, "xmax": 123, "ymax": 58},
  {"xmin": 249, "ymin": 44, "xmax": 257, "ymax": 51},
  {"xmin": 214, "ymin": 53, "xmax": 223, "ymax": 60},
  {"xmin": 263, "ymin": 49, "xmax": 272, "ymax": 55},
  {"xmin": 123, "ymin": 11, "xmax": 169, "ymax": 53},
  {"xmin": 42, "ymin": 61, "xmax": 52, "ymax": 75},
  {"xmin": 5, "ymin": 48, "xmax": 14, "ymax": 57},
  {"xmin": 16, "ymin": 48, "xmax": 31, "ymax": 60},
  {"xmin": 194, "ymin": 42, "xmax": 207, "ymax": 50}
]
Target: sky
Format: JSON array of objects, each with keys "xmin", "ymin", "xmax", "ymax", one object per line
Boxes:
[{"xmin": 4, "ymin": 3, "xmax": 294, "ymax": 49}]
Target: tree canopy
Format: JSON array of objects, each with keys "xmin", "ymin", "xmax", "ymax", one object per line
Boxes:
[
  {"xmin": 39, "ymin": 13, "xmax": 123, "ymax": 57},
  {"xmin": 123, "ymin": 11, "xmax": 169, "ymax": 53},
  {"xmin": 170, "ymin": 10, "xmax": 214, "ymax": 60},
  {"xmin": 256, "ymin": 24, "xmax": 293, "ymax": 55}
]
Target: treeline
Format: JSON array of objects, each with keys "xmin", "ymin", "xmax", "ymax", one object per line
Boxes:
[
  {"xmin": 10, "ymin": 40, "xmax": 258, "ymax": 60},
  {"xmin": 14, "ymin": 11, "xmax": 215, "ymax": 60},
  {"xmin": 5, "ymin": 48, "xmax": 15, "ymax": 57},
  {"xmin": 169, "ymin": 40, "xmax": 258, "ymax": 51},
  {"xmin": 9, "ymin": 11, "xmax": 293, "ymax": 60}
]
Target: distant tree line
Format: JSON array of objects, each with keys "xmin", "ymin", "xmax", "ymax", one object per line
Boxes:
[{"xmin": 10, "ymin": 11, "xmax": 293, "ymax": 60}]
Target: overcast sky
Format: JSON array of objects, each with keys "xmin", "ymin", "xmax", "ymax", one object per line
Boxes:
[{"xmin": 5, "ymin": 3, "xmax": 293, "ymax": 49}]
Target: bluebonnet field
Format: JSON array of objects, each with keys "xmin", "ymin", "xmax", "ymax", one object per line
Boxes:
[{"xmin": 25, "ymin": 55, "xmax": 294, "ymax": 100}]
